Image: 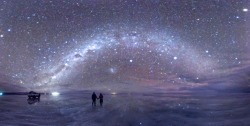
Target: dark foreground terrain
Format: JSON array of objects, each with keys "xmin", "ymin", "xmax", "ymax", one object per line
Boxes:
[{"xmin": 0, "ymin": 91, "xmax": 249, "ymax": 126}]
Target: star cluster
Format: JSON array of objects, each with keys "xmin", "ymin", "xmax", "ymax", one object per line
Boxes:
[{"xmin": 0, "ymin": 0, "xmax": 249, "ymax": 92}]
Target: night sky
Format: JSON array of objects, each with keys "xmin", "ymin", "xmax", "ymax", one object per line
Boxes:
[{"xmin": 0, "ymin": 0, "xmax": 249, "ymax": 92}]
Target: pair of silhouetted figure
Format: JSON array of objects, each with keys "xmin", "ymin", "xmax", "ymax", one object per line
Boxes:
[{"xmin": 92, "ymin": 92, "xmax": 103, "ymax": 106}]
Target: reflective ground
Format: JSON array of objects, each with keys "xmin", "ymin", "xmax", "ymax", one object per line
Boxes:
[{"xmin": 0, "ymin": 92, "xmax": 250, "ymax": 126}]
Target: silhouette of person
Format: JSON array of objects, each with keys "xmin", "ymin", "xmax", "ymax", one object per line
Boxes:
[
  {"xmin": 92, "ymin": 92, "xmax": 97, "ymax": 106},
  {"xmin": 99, "ymin": 93, "xmax": 103, "ymax": 106},
  {"xmin": 38, "ymin": 93, "xmax": 40, "ymax": 102}
]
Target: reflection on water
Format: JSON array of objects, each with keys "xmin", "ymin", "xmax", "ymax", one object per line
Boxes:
[
  {"xmin": 0, "ymin": 92, "xmax": 250, "ymax": 125},
  {"xmin": 27, "ymin": 97, "xmax": 40, "ymax": 105}
]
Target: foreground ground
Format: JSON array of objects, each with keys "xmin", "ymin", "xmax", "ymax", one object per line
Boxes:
[{"xmin": 0, "ymin": 91, "xmax": 250, "ymax": 126}]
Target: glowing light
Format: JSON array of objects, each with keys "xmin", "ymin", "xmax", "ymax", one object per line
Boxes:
[
  {"xmin": 109, "ymin": 68, "xmax": 116, "ymax": 74},
  {"xmin": 174, "ymin": 56, "xmax": 178, "ymax": 60},
  {"xmin": 111, "ymin": 92, "xmax": 117, "ymax": 95},
  {"xmin": 129, "ymin": 59, "xmax": 133, "ymax": 63},
  {"xmin": 243, "ymin": 8, "xmax": 248, "ymax": 12},
  {"xmin": 52, "ymin": 75, "xmax": 57, "ymax": 79},
  {"xmin": 52, "ymin": 92, "xmax": 60, "ymax": 96},
  {"xmin": 0, "ymin": 92, "xmax": 3, "ymax": 96}
]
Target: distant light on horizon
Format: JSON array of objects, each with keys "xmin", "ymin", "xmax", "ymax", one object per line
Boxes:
[
  {"xmin": 243, "ymin": 8, "xmax": 248, "ymax": 12},
  {"xmin": 111, "ymin": 92, "xmax": 117, "ymax": 95},
  {"xmin": 52, "ymin": 92, "xmax": 60, "ymax": 96},
  {"xmin": 0, "ymin": 92, "xmax": 3, "ymax": 96}
]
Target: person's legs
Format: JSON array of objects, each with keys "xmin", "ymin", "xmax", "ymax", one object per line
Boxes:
[
  {"xmin": 100, "ymin": 99, "xmax": 103, "ymax": 106},
  {"xmin": 94, "ymin": 99, "xmax": 96, "ymax": 106}
]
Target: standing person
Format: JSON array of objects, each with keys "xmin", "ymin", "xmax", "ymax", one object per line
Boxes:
[
  {"xmin": 99, "ymin": 93, "xmax": 103, "ymax": 106},
  {"xmin": 92, "ymin": 92, "xmax": 97, "ymax": 106}
]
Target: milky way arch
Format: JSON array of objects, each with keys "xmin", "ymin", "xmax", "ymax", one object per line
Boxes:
[
  {"xmin": 32, "ymin": 26, "xmax": 218, "ymax": 91},
  {"xmin": 0, "ymin": 1, "xmax": 249, "ymax": 93}
]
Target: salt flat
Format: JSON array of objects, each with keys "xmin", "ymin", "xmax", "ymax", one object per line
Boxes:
[{"xmin": 0, "ymin": 91, "xmax": 249, "ymax": 126}]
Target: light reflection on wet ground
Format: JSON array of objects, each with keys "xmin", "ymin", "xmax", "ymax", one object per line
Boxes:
[{"xmin": 0, "ymin": 92, "xmax": 250, "ymax": 126}]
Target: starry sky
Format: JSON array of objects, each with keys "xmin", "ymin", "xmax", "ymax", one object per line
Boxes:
[{"xmin": 0, "ymin": 0, "xmax": 249, "ymax": 92}]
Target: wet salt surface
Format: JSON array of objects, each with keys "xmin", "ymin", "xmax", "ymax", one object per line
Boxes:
[{"xmin": 0, "ymin": 92, "xmax": 250, "ymax": 126}]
